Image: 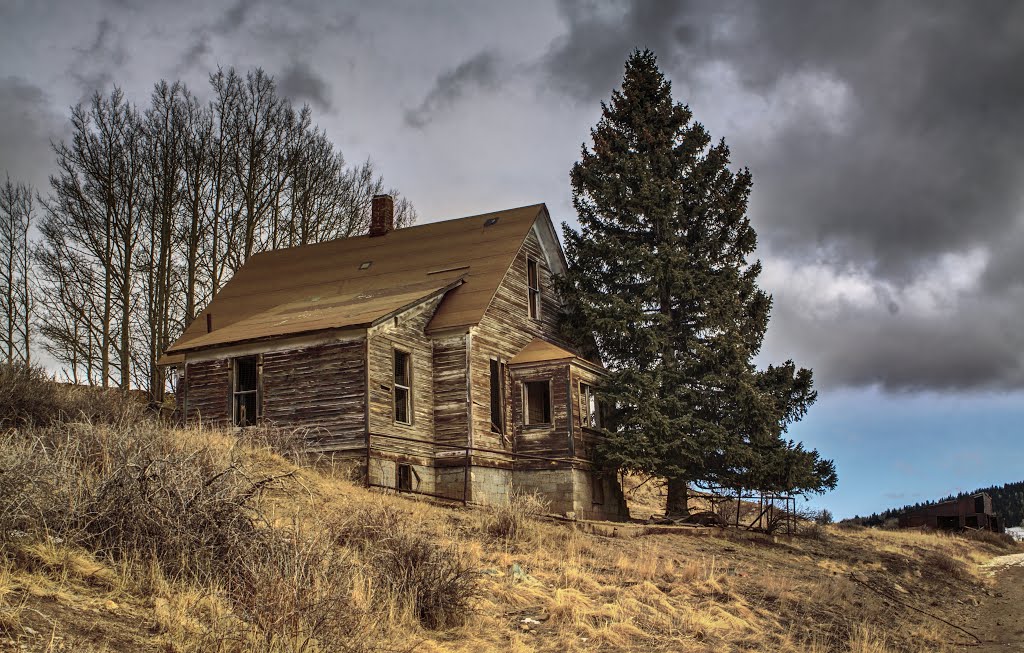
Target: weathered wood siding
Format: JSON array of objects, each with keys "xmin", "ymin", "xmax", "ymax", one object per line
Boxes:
[
  {"xmin": 261, "ymin": 340, "xmax": 366, "ymax": 452},
  {"xmin": 569, "ymin": 365, "xmax": 606, "ymax": 464},
  {"xmin": 432, "ymin": 334, "xmax": 469, "ymax": 450},
  {"xmin": 509, "ymin": 361, "xmax": 572, "ymax": 466},
  {"xmin": 367, "ymin": 296, "xmax": 443, "ymax": 445},
  {"xmin": 471, "ymin": 227, "xmax": 571, "ymax": 454},
  {"xmin": 183, "ymin": 358, "xmax": 230, "ymax": 423}
]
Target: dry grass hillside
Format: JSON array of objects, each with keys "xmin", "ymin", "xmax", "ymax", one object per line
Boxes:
[{"xmin": 1, "ymin": 366, "xmax": 1018, "ymax": 652}]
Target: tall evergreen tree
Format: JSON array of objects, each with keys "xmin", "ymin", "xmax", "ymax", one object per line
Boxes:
[{"xmin": 559, "ymin": 50, "xmax": 836, "ymax": 516}]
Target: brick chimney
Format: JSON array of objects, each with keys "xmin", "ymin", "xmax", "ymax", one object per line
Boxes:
[{"xmin": 370, "ymin": 194, "xmax": 394, "ymax": 237}]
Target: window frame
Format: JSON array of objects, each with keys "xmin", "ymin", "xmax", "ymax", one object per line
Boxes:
[
  {"xmin": 579, "ymin": 382, "xmax": 600, "ymax": 429},
  {"xmin": 393, "ymin": 347, "xmax": 413, "ymax": 425},
  {"xmin": 526, "ymin": 257, "xmax": 541, "ymax": 320},
  {"xmin": 522, "ymin": 379, "xmax": 552, "ymax": 427},
  {"xmin": 489, "ymin": 358, "xmax": 506, "ymax": 435},
  {"xmin": 232, "ymin": 355, "xmax": 260, "ymax": 427}
]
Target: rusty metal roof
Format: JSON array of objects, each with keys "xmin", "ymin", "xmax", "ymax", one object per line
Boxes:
[{"xmin": 164, "ymin": 204, "xmax": 547, "ymax": 356}]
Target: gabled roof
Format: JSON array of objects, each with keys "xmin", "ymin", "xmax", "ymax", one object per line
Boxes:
[
  {"xmin": 509, "ymin": 338, "xmax": 577, "ymax": 365},
  {"xmin": 509, "ymin": 337, "xmax": 605, "ymax": 373},
  {"xmin": 164, "ymin": 204, "xmax": 550, "ymax": 356}
]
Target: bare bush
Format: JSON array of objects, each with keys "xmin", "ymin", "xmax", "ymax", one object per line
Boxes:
[
  {"xmin": 0, "ymin": 363, "xmax": 60, "ymax": 428},
  {"xmin": 0, "ymin": 363, "xmax": 145, "ymax": 429},
  {"xmin": 923, "ymin": 550, "xmax": 968, "ymax": 580},
  {"xmin": 960, "ymin": 528, "xmax": 1017, "ymax": 550},
  {"xmin": 336, "ymin": 505, "xmax": 478, "ymax": 630},
  {"xmin": 232, "ymin": 524, "xmax": 372, "ymax": 653},
  {"xmin": 483, "ymin": 489, "xmax": 549, "ymax": 544}
]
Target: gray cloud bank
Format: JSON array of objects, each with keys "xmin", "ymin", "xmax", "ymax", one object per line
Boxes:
[
  {"xmin": 1, "ymin": 0, "xmax": 1023, "ymax": 392},
  {"xmin": 543, "ymin": 0, "xmax": 1024, "ymax": 391}
]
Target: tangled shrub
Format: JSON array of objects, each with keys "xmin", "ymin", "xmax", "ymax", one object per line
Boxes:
[
  {"xmin": 960, "ymin": 528, "xmax": 1017, "ymax": 550},
  {"xmin": 484, "ymin": 489, "xmax": 549, "ymax": 544},
  {"xmin": 0, "ymin": 363, "xmax": 61, "ymax": 428},
  {"xmin": 336, "ymin": 506, "xmax": 478, "ymax": 630},
  {"xmin": 923, "ymin": 550, "xmax": 968, "ymax": 580},
  {"xmin": 0, "ymin": 363, "xmax": 145, "ymax": 429},
  {"xmin": 233, "ymin": 526, "xmax": 371, "ymax": 652}
]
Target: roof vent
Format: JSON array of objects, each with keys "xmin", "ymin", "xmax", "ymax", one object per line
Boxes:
[
  {"xmin": 484, "ymin": 217, "xmax": 499, "ymax": 227},
  {"xmin": 359, "ymin": 261, "xmax": 372, "ymax": 270}
]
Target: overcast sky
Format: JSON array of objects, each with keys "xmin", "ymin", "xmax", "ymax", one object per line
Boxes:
[{"xmin": 2, "ymin": 0, "xmax": 1023, "ymax": 518}]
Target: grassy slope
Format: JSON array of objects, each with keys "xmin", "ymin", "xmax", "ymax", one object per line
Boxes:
[{"xmin": 0, "ymin": 424, "xmax": 1016, "ymax": 653}]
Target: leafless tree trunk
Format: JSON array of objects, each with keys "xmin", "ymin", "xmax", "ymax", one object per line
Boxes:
[{"xmin": 0, "ymin": 174, "xmax": 34, "ymax": 365}]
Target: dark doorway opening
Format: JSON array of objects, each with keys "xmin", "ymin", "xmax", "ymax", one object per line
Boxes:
[
  {"xmin": 397, "ymin": 464, "xmax": 412, "ymax": 492},
  {"xmin": 936, "ymin": 516, "xmax": 960, "ymax": 530}
]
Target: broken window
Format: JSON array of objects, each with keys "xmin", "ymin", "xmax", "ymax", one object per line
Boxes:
[
  {"xmin": 523, "ymin": 380, "xmax": 551, "ymax": 425},
  {"xmin": 527, "ymin": 258, "xmax": 541, "ymax": 319},
  {"xmin": 233, "ymin": 356, "xmax": 259, "ymax": 427},
  {"xmin": 580, "ymin": 382, "xmax": 600, "ymax": 429},
  {"xmin": 397, "ymin": 463, "xmax": 412, "ymax": 492},
  {"xmin": 490, "ymin": 359, "xmax": 505, "ymax": 434},
  {"xmin": 394, "ymin": 349, "xmax": 412, "ymax": 424}
]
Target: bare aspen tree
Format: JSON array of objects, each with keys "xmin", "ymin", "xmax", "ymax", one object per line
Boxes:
[
  {"xmin": 138, "ymin": 81, "xmax": 185, "ymax": 400},
  {"xmin": 0, "ymin": 174, "xmax": 34, "ymax": 365},
  {"xmin": 34, "ymin": 67, "xmax": 415, "ymax": 397},
  {"xmin": 41, "ymin": 89, "xmax": 144, "ymax": 389}
]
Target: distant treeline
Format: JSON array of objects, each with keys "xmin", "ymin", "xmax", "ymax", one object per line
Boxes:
[
  {"xmin": 0, "ymin": 68, "xmax": 414, "ymax": 400},
  {"xmin": 845, "ymin": 480, "xmax": 1024, "ymax": 528}
]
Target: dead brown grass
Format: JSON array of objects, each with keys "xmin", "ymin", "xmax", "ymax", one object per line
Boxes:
[{"xmin": 1, "ymin": 389, "xmax": 1017, "ymax": 652}]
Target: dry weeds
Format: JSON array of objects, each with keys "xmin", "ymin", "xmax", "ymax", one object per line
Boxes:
[{"xmin": 0, "ymin": 387, "xmax": 1017, "ymax": 652}]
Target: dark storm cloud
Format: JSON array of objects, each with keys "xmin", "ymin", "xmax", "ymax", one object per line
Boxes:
[
  {"xmin": 278, "ymin": 60, "xmax": 332, "ymax": 110},
  {"xmin": 69, "ymin": 16, "xmax": 126, "ymax": 99},
  {"xmin": 544, "ymin": 0, "xmax": 1024, "ymax": 391},
  {"xmin": 214, "ymin": 0, "xmax": 258, "ymax": 34},
  {"xmin": 404, "ymin": 51, "xmax": 502, "ymax": 129},
  {"xmin": 0, "ymin": 77, "xmax": 66, "ymax": 194},
  {"xmin": 179, "ymin": 33, "xmax": 212, "ymax": 71}
]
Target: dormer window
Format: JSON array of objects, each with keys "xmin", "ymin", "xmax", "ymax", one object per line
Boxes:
[{"xmin": 527, "ymin": 258, "xmax": 541, "ymax": 319}]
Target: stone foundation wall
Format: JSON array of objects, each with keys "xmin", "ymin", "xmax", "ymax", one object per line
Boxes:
[
  {"xmin": 367, "ymin": 456, "xmax": 437, "ymax": 496},
  {"xmin": 471, "ymin": 466, "xmax": 512, "ymax": 506}
]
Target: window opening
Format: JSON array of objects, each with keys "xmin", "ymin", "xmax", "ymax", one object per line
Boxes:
[
  {"xmin": 233, "ymin": 356, "xmax": 259, "ymax": 427},
  {"xmin": 397, "ymin": 463, "xmax": 412, "ymax": 492},
  {"xmin": 580, "ymin": 382, "xmax": 600, "ymax": 428},
  {"xmin": 394, "ymin": 349, "xmax": 412, "ymax": 424},
  {"xmin": 490, "ymin": 359, "xmax": 505, "ymax": 434},
  {"xmin": 527, "ymin": 258, "xmax": 541, "ymax": 319},
  {"xmin": 592, "ymin": 473, "xmax": 605, "ymax": 505},
  {"xmin": 523, "ymin": 380, "xmax": 551, "ymax": 425}
]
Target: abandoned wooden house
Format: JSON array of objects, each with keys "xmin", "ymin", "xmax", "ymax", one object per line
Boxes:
[
  {"xmin": 160, "ymin": 196, "xmax": 629, "ymax": 521},
  {"xmin": 897, "ymin": 492, "xmax": 1002, "ymax": 532}
]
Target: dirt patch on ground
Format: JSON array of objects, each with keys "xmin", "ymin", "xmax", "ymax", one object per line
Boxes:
[{"xmin": 972, "ymin": 554, "xmax": 1024, "ymax": 651}]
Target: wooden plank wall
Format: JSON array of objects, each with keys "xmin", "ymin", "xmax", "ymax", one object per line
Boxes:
[
  {"xmin": 509, "ymin": 361, "xmax": 572, "ymax": 466},
  {"xmin": 472, "ymin": 227, "xmax": 575, "ymax": 456},
  {"xmin": 183, "ymin": 358, "xmax": 230, "ymax": 424},
  {"xmin": 432, "ymin": 334, "xmax": 469, "ymax": 450},
  {"xmin": 261, "ymin": 339, "xmax": 366, "ymax": 452},
  {"xmin": 367, "ymin": 296, "xmax": 444, "ymax": 447}
]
